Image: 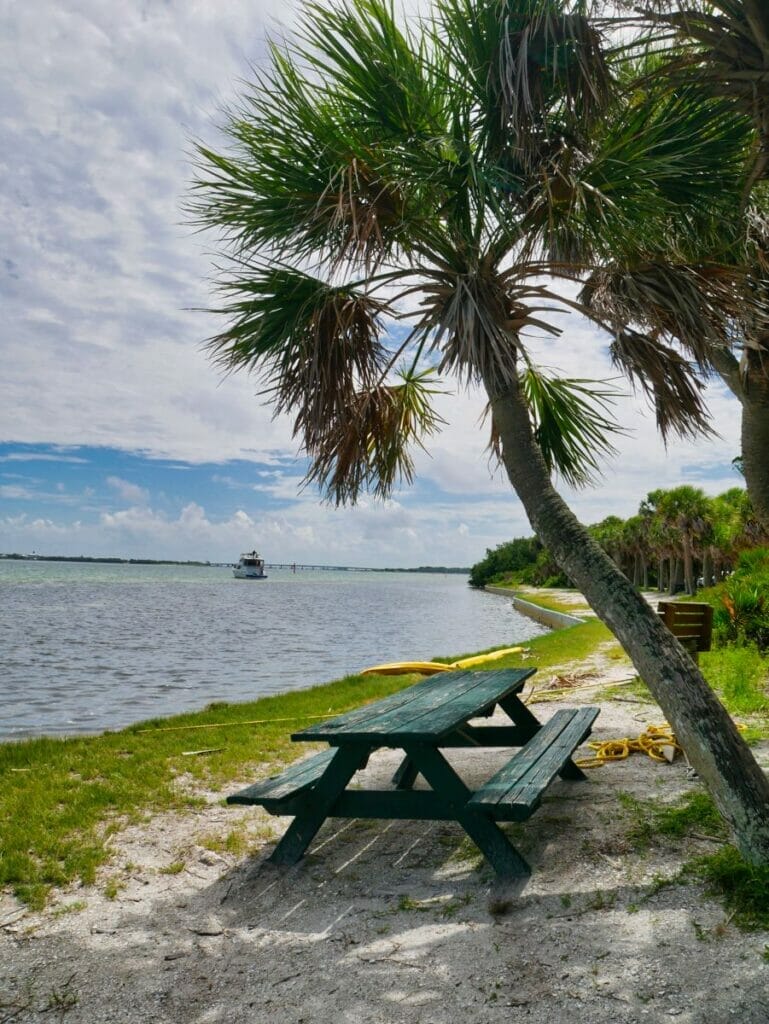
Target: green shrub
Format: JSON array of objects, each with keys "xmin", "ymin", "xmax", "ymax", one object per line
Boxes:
[{"xmin": 704, "ymin": 548, "xmax": 769, "ymax": 652}]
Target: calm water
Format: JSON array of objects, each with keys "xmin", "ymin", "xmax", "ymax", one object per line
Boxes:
[{"xmin": 0, "ymin": 561, "xmax": 546, "ymax": 739}]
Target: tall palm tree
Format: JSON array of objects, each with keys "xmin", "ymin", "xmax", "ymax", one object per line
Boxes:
[
  {"xmin": 656, "ymin": 485, "xmax": 711, "ymax": 595},
  {"xmin": 615, "ymin": 1, "xmax": 769, "ymax": 532},
  {"xmin": 191, "ymin": 0, "xmax": 769, "ymax": 861}
]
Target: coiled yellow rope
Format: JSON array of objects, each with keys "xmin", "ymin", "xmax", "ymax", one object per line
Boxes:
[{"xmin": 576, "ymin": 724, "xmax": 682, "ymax": 768}]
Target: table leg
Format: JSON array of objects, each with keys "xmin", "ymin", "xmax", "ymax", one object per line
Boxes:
[
  {"xmin": 269, "ymin": 744, "xmax": 370, "ymax": 866},
  {"xmin": 392, "ymin": 756, "xmax": 419, "ymax": 789},
  {"xmin": 403, "ymin": 744, "xmax": 531, "ymax": 878},
  {"xmin": 498, "ymin": 692, "xmax": 541, "ymax": 738}
]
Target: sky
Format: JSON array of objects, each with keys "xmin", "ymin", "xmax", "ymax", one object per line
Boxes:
[{"xmin": 0, "ymin": 1, "xmax": 745, "ymax": 568}]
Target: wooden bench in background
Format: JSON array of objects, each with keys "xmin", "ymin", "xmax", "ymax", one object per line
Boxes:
[{"xmin": 658, "ymin": 601, "xmax": 713, "ymax": 664}]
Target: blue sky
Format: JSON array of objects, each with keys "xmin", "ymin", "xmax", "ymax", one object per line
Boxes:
[{"xmin": 0, "ymin": 2, "xmax": 745, "ymax": 566}]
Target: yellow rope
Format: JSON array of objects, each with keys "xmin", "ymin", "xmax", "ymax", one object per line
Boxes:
[{"xmin": 575, "ymin": 724, "xmax": 682, "ymax": 768}]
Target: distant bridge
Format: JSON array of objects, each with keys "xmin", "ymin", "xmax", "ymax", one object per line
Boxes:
[{"xmin": 264, "ymin": 563, "xmax": 376, "ymax": 572}]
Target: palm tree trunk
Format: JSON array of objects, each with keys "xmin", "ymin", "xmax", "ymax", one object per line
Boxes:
[
  {"xmin": 669, "ymin": 558, "xmax": 682, "ymax": 596},
  {"xmin": 712, "ymin": 346, "xmax": 769, "ymax": 535},
  {"xmin": 702, "ymin": 551, "xmax": 713, "ymax": 589},
  {"xmin": 485, "ymin": 370, "xmax": 769, "ymax": 864},
  {"xmin": 641, "ymin": 554, "xmax": 648, "ymax": 590},
  {"xmin": 682, "ymin": 534, "xmax": 695, "ymax": 596},
  {"xmin": 742, "ymin": 389, "xmax": 769, "ymax": 536},
  {"xmin": 658, "ymin": 558, "xmax": 666, "ymax": 592}
]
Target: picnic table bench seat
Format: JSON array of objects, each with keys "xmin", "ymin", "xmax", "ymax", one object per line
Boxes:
[
  {"xmin": 468, "ymin": 707, "xmax": 599, "ymax": 822},
  {"xmin": 227, "ymin": 748, "xmax": 337, "ymax": 813}
]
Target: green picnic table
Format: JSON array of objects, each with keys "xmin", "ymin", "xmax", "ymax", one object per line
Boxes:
[{"xmin": 229, "ymin": 667, "xmax": 599, "ymax": 878}]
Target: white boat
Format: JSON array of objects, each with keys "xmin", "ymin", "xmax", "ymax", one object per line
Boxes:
[{"xmin": 233, "ymin": 550, "xmax": 267, "ymax": 579}]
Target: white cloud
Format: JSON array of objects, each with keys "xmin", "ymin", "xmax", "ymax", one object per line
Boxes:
[{"xmin": 106, "ymin": 475, "xmax": 149, "ymax": 504}]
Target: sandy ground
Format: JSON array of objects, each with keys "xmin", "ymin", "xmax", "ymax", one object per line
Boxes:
[{"xmin": 3, "ymin": 656, "xmax": 769, "ymax": 1024}]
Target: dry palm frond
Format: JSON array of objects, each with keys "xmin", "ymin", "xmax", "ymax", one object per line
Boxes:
[
  {"xmin": 609, "ymin": 328, "xmax": 713, "ymax": 442},
  {"xmin": 305, "ymin": 367, "xmax": 446, "ymax": 504},
  {"xmin": 581, "ymin": 260, "xmax": 760, "ymax": 363},
  {"xmin": 207, "ymin": 266, "xmax": 389, "ymax": 450},
  {"xmin": 315, "ymin": 156, "xmax": 408, "ymax": 272}
]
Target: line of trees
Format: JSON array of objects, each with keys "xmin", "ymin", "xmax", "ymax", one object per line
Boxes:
[{"xmin": 471, "ymin": 485, "xmax": 767, "ymax": 595}]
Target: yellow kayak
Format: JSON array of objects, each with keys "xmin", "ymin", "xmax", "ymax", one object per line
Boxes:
[
  {"xmin": 453, "ymin": 647, "xmax": 525, "ymax": 669},
  {"xmin": 360, "ymin": 661, "xmax": 451, "ymax": 677},
  {"xmin": 360, "ymin": 647, "xmax": 526, "ymax": 677}
]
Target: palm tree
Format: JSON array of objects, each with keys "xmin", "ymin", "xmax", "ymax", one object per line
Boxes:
[
  {"xmin": 191, "ymin": 0, "xmax": 769, "ymax": 861},
  {"xmin": 617, "ymin": 1, "xmax": 769, "ymax": 532},
  {"xmin": 656, "ymin": 485, "xmax": 711, "ymax": 595}
]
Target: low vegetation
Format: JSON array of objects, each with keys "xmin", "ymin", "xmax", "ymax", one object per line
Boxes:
[{"xmin": 0, "ymin": 672, "xmax": 410, "ymax": 908}]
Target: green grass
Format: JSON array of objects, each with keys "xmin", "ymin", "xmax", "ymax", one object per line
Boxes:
[
  {"xmin": 700, "ymin": 646, "xmax": 769, "ymax": 718},
  {"xmin": 684, "ymin": 847, "xmax": 769, "ymax": 931},
  {"xmin": 0, "ymin": 671, "xmax": 411, "ymax": 908},
  {"xmin": 514, "ymin": 591, "xmax": 588, "ymax": 616},
  {"xmin": 438, "ymin": 619, "xmax": 615, "ymax": 673},
  {"xmin": 619, "ymin": 790, "xmax": 728, "ymax": 852}
]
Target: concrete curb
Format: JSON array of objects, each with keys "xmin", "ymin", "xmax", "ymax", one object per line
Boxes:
[{"xmin": 484, "ymin": 587, "xmax": 585, "ymax": 630}]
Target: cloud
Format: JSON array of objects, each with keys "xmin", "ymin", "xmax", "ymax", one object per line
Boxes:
[
  {"xmin": 0, "ymin": 452, "xmax": 89, "ymax": 464},
  {"xmin": 106, "ymin": 475, "xmax": 149, "ymax": 504}
]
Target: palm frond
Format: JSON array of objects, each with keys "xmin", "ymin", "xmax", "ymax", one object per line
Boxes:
[
  {"xmin": 609, "ymin": 328, "xmax": 714, "ymax": 442},
  {"xmin": 435, "ymin": 0, "xmax": 614, "ymax": 157},
  {"xmin": 580, "ymin": 260, "xmax": 760, "ymax": 362},
  {"xmin": 525, "ymin": 82, "xmax": 753, "ymax": 267},
  {"xmin": 207, "ymin": 265, "xmax": 389, "ymax": 449},
  {"xmin": 305, "ymin": 367, "xmax": 446, "ymax": 504},
  {"xmin": 510, "ymin": 367, "xmax": 626, "ymax": 487},
  {"xmin": 634, "ymin": 1, "xmax": 769, "ymax": 191},
  {"xmin": 190, "ymin": 43, "xmax": 418, "ymax": 271}
]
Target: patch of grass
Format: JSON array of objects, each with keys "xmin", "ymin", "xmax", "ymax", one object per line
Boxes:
[
  {"xmin": 619, "ymin": 790, "xmax": 727, "ymax": 851},
  {"xmin": 397, "ymin": 894, "xmax": 430, "ymax": 912},
  {"xmin": 700, "ymin": 646, "xmax": 769, "ymax": 717},
  {"xmin": 159, "ymin": 861, "xmax": 185, "ymax": 875},
  {"xmin": 51, "ymin": 900, "xmax": 87, "ymax": 917},
  {"xmin": 514, "ymin": 591, "xmax": 588, "ymax": 616},
  {"xmin": 103, "ymin": 878, "xmax": 124, "ymax": 900},
  {"xmin": 684, "ymin": 846, "xmax": 769, "ymax": 931},
  {"xmin": 601, "ymin": 676, "xmax": 655, "ymax": 703},
  {"xmin": 435, "ymin": 619, "xmax": 614, "ymax": 674},
  {"xmin": 440, "ymin": 893, "xmax": 473, "ymax": 918}
]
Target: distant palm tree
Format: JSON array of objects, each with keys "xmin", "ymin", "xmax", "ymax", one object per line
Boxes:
[{"xmin": 191, "ymin": 0, "xmax": 769, "ymax": 860}]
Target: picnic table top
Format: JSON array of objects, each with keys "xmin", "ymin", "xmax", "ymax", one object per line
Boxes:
[{"xmin": 293, "ymin": 666, "xmax": 536, "ymax": 744}]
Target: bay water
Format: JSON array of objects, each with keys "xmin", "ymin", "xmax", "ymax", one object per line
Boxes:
[{"xmin": 0, "ymin": 560, "xmax": 546, "ymax": 740}]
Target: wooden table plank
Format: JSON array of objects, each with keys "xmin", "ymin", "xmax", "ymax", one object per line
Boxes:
[{"xmin": 295, "ymin": 667, "xmax": 535, "ymax": 744}]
